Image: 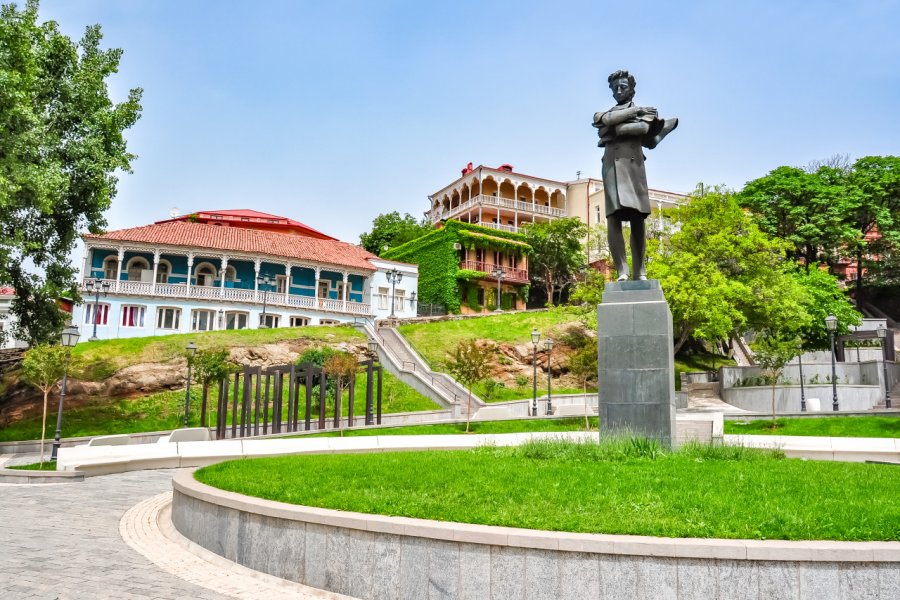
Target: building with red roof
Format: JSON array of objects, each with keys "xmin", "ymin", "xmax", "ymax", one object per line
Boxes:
[{"xmin": 76, "ymin": 211, "xmax": 417, "ymax": 340}]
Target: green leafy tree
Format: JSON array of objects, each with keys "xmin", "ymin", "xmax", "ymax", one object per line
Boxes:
[
  {"xmin": 568, "ymin": 343, "xmax": 598, "ymax": 430},
  {"xmin": 790, "ymin": 267, "xmax": 862, "ymax": 350},
  {"xmin": 752, "ymin": 333, "xmax": 802, "ymax": 426},
  {"xmin": 522, "ymin": 218, "xmax": 587, "ymax": 306},
  {"xmin": 323, "ymin": 351, "xmax": 358, "ymax": 423},
  {"xmin": 648, "ymin": 190, "xmax": 809, "ymax": 354},
  {"xmin": 191, "ymin": 349, "xmax": 234, "ymax": 427},
  {"xmin": 444, "ymin": 339, "xmax": 492, "ymax": 432},
  {"xmin": 21, "ymin": 343, "xmax": 68, "ymax": 463},
  {"xmin": 359, "ymin": 211, "xmax": 431, "ymax": 255},
  {"xmin": 0, "ymin": 1, "xmax": 142, "ymax": 344}
]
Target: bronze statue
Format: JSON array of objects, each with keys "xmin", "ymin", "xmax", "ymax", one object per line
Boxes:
[{"xmin": 593, "ymin": 70, "xmax": 677, "ymax": 280}]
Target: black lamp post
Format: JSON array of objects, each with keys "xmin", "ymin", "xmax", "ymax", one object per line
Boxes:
[
  {"xmin": 83, "ymin": 278, "xmax": 111, "ymax": 341},
  {"xmin": 798, "ymin": 353, "xmax": 806, "ymax": 412},
  {"xmin": 51, "ymin": 325, "xmax": 80, "ymax": 461},
  {"xmin": 257, "ymin": 275, "xmax": 272, "ymax": 327},
  {"xmin": 544, "ymin": 338, "xmax": 554, "ymax": 414},
  {"xmin": 531, "ymin": 327, "xmax": 540, "ymax": 416},
  {"xmin": 825, "ymin": 314, "xmax": 839, "ymax": 411},
  {"xmin": 491, "ymin": 267, "xmax": 506, "ymax": 312},
  {"xmin": 218, "ymin": 308, "xmax": 225, "ymax": 330},
  {"xmin": 877, "ymin": 324, "xmax": 891, "ymax": 409},
  {"xmin": 183, "ymin": 341, "xmax": 197, "ymax": 427},
  {"xmin": 386, "ymin": 269, "xmax": 403, "ymax": 318}
]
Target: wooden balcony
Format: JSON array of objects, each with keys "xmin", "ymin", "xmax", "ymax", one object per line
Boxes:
[{"xmin": 459, "ymin": 261, "xmax": 529, "ymax": 283}]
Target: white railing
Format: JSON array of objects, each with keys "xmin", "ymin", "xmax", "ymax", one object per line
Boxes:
[
  {"xmin": 434, "ymin": 194, "xmax": 567, "ymax": 223},
  {"xmin": 459, "ymin": 260, "xmax": 529, "ymax": 282},
  {"xmin": 82, "ymin": 278, "xmax": 374, "ymax": 317},
  {"xmin": 476, "ymin": 222, "xmax": 519, "ymax": 234}
]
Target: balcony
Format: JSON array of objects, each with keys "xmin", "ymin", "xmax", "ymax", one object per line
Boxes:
[
  {"xmin": 88, "ymin": 279, "xmax": 372, "ymax": 316},
  {"xmin": 433, "ymin": 194, "xmax": 566, "ymax": 224},
  {"xmin": 459, "ymin": 260, "xmax": 529, "ymax": 283}
]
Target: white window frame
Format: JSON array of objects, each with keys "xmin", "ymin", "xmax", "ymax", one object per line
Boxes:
[
  {"xmin": 319, "ymin": 318, "xmax": 340, "ymax": 325},
  {"xmin": 191, "ymin": 309, "xmax": 216, "ymax": 331},
  {"xmin": 261, "ymin": 314, "xmax": 280, "ymax": 329},
  {"xmin": 194, "ymin": 262, "xmax": 217, "ymax": 287},
  {"xmin": 394, "ymin": 288, "xmax": 405, "ymax": 312},
  {"xmin": 156, "ymin": 260, "xmax": 172, "ymax": 284},
  {"xmin": 126, "ymin": 257, "xmax": 150, "ymax": 281},
  {"xmin": 120, "ymin": 305, "xmax": 146, "ymax": 328},
  {"xmin": 224, "ymin": 311, "xmax": 249, "ymax": 330},
  {"xmin": 83, "ymin": 303, "xmax": 110, "ymax": 326},
  {"xmin": 103, "ymin": 257, "xmax": 118, "ymax": 280},
  {"xmin": 377, "ymin": 286, "xmax": 389, "ymax": 310},
  {"xmin": 289, "ymin": 316, "xmax": 309, "ymax": 327},
  {"xmin": 156, "ymin": 307, "xmax": 181, "ymax": 330}
]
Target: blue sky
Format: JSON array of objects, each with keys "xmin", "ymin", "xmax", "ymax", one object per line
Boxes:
[{"xmin": 38, "ymin": 0, "xmax": 900, "ymax": 244}]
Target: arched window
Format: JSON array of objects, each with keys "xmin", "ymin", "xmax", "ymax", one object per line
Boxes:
[
  {"xmin": 194, "ymin": 262, "xmax": 217, "ymax": 286},
  {"xmin": 224, "ymin": 265, "xmax": 237, "ymax": 282},
  {"xmin": 127, "ymin": 257, "xmax": 149, "ymax": 281},
  {"xmin": 156, "ymin": 260, "xmax": 171, "ymax": 284},
  {"xmin": 103, "ymin": 257, "xmax": 118, "ymax": 280}
]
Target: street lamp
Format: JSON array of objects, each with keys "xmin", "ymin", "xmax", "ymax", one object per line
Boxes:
[
  {"xmin": 183, "ymin": 341, "xmax": 197, "ymax": 427},
  {"xmin": 218, "ymin": 308, "xmax": 225, "ymax": 330},
  {"xmin": 367, "ymin": 338, "xmax": 378, "ymax": 358},
  {"xmin": 531, "ymin": 327, "xmax": 540, "ymax": 416},
  {"xmin": 877, "ymin": 324, "xmax": 891, "ymax": 409},
  {"xmin": 798, "ymin": 352, "xmax": 806, "ymax": 412},
  {"xmin": 257, "ymin": 275, "xmax": 272, "ymax": 327},
  {"xmin": 386, "ymin": 269, "xmax": 403, "ymax": 318},
  {"xmin": 491, "ymin": 267, "xmax": 506, "ymax": 312},
  {"xmin": 825, "ymin": 314, "xmax": 839, "ymax": 411},
  {"xmin": 51, "ymin": 325, "xmax": 80, "ymax": 461},
  {"xmin": 83, "ymin": 278, "xmax": 111, "ymax": 341},
  {"xmin": 544, "ymin": 338, "xmax": 555, "ymax": 414}
]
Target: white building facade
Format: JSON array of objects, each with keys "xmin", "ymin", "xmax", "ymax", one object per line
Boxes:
[{"xmin": 73, "ymin": 210, "xmax": 417, "ymax": 341}]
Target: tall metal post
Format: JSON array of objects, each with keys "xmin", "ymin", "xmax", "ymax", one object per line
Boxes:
[
  {"xmin": 532, "ymin": 344, "xmax": 538, "ymax": 417},
  {"xmin": 829, "ymin": 330, "xmax": 839, "ymax": 411},
  {"xmin": 386, "ymin": 269, "xmax": 403, "ymax": 319},
  {"xmin": 50, "ymin": 353, "xmax": 72, "ymax": 461},
  {"xmin": 878, "ymin": 325, "xmax": 892, "ymax": 409},
  {"xmin": 545, "ymin": 339, "xmax": 554, "ymax": 414},
  {"xmin": 798, "ymin": 353, "xmax": 806, "ymax": 412},
  {"xmin": 365, "ymin": 360, "xmax": 374, "ymax": 425}
]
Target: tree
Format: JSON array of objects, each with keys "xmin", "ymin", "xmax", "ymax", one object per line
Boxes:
[
  {"xmin": 323, "ymin": 351, "xmax": 358, "ymax": 424},
  {"xmin": 752, "ymin": 333, "xmax": 801, "ymax": 426},
  {"xmin": 522, "ymin": 218, "xmax": 587, "ymax": 306},
  {"xmin": 444, "ymin": 339, "xmax": 492, "ymax": 432},
  {"xmin": 568, "ymin": 343, "xmax": 598, "ymax": 430},
  {"xmin": 21, "ymin": 344, "xmax": 68, "ymax": 463},
  {"xmin": 790, "ymin": 267, "xmax": 862, "ymax": 350},
  {"xmin": 359, "ymin": 212, "xmax": 431, "ymax": 255},
  {"xmin": 191, "ymin": 349, "xmax": 234, "ymax": 427},
  {"xmin": 0, "ymin": 1, "xmax": 142, "ymax": 344},
  {"xmin": 648, "ymin": 190, "xmax": 810, "ymax": 354}
]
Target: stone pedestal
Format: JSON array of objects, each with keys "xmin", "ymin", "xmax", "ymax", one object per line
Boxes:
[{"xmin": 597, "ymin": 280, "xmax": 676, "ymax": 446}]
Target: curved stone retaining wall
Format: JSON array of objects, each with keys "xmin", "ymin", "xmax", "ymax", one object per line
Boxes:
[{"xmin": 172, "ymin": 471, "xmax": 899, "ymax": 600}]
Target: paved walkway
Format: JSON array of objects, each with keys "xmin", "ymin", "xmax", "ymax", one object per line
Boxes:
[{"xmin": 0, "ymin": 468, "xmax": 343, "ymax": 600}]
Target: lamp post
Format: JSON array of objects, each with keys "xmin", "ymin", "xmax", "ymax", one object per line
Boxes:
[
  {"xmin": 877, "ymin": 324, "xmax": 892, "ymax": 409},
  {"xmin": 218, "ymin": 308, "xmax": 225, "ymax": 330},
  {"xmin": 491, "ymin": 267, "xmax": 506, "ymax": 312},
  {"xmin": 798, "ymin": 352, "xmax": 806, "ymax": 412},
  {"xmin": 83, "ymin": 278, "xmax": 111, "ymax": 341},
  {"xmin": 531, "ymin": 328, "xmax": 540, "ymax": 416},
  {"xmin": 183, "ymin": 341, "xmax": 197, "ymax": 427},
  {"xmin": 367, "ymin": 338, "xmax": 378, "ymax": 359},
  {"xmin": 50, "ymin": 325, "xmax": 80, "ymax": 461},
  {"xmin": 544, "ymin": 338, "xmax": 555, "ymax": 414},
  {"xmin": 825, "ymin": 314, "xmax": 839, "ymax": 411},
  {"xmin": 386, "ymin": 269, "xmax": 403, "ymax": 318},
  {"xmin": 257, "ymin": 275, "xmax": 271, "ymax": 327}
]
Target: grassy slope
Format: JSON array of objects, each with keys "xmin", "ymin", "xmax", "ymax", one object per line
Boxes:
[
  {"xmin": 196, "ymin": 441, "xmax": 900, "ymax": 541},
  {"xmin": 300, "ymin": 417, "xmax": 599, "ymax": 437},
  {"xmin": 725, "ymin": 416, "xmax": 900, "ymax": 438}
]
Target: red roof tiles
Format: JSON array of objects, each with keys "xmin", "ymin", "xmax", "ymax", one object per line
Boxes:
[
  {"xmin": 85, "ymin": 221, "xmax": 377, "ymax": 271},
  {"xmin": 155, "ymin": 209, "xmax": 337, "ymax": 240}
]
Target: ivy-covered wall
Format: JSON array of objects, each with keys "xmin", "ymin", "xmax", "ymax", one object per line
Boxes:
[{"xmin": 383, "ymin": 220, "xmax": 531, "ymax": 313}]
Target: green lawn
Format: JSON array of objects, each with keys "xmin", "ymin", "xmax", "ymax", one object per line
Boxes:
[
  {"xmin": 398, "ymin": 310, "xmax": 581, "ymax": 370},
  {"xmin": 70, "ymin": 325, "xmax": 365, "ymax": 381},
  {"xmin": 299, "ymin": 417, "xmax": 599, "ymax": 437},
  {"xmin": 0, "ymin": 370, "xmax": 438, "ymax": 442},
  {"xmin": 196, "ymin": 439, "xmax": 900, "ymax": 541},
  {"xmin": 725, "ymin": 416, "xmax": 900, "ymax": 438},
  {"xmin": 7, "ymin": 462, "xmax": 57, "ymax": 471}
]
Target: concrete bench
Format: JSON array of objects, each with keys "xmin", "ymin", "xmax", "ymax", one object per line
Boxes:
[
  {"xmin": 87, "ymin": 434, "xmax": 132, "ymax": 447},
  {"xmin": 553, "ymin": 404, "xmax": 597, "ymax": 417},
  {"xmin": 471, "ymin": 406, "xmax": 514, "ymax": 421},
  {"xmin": 157, "ymin": 428, "xmax": 211, "ymax": 444}
]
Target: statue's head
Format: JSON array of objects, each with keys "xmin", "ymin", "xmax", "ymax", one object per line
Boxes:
[{"xmin": 608, "ymin": 70, "xmax": 636, "ymax": 105}]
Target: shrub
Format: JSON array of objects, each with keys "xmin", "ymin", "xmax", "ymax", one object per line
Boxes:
[{"xmin": 515, "ymin": 374, "xmax": 530, "ymax": 387}]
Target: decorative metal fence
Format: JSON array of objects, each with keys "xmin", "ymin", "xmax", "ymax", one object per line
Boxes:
[{"xmin": 212, "ymin": 360, "xmax": 384, "ymax": 440}]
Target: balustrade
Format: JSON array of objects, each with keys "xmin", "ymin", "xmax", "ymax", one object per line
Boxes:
[{"xmin": 459, "ymin": 260, "xmax": 528, "ymax": 282}]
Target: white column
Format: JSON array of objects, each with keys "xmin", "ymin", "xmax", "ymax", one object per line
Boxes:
[
  {"xmin": 219, "ymin": 256, "xmax": 229, "ymax": 299},
  {"xmin": 152, "ymin": 250, "xmax": 160, "ymax": 295},
  {"xmin": 284, "ymin": 262, "xmax": 292, "ymax": 304},
  {"xmin": 81, "ymin": 245, "xmax": 91, "ymax": 283},
  {"xmin": 315, "ymin": 267, "xmax": 322, "ymax": 308},
  {"xmin": 186, "ymin": 253, "xmax": 194, "ymax": 298},
  {"xmin": 342, "ymin": 271, "xmax": 348, "ymax": 312},
  {"xmin": 253, "ymin": 258, "xmax": 261, "ymax": 302},
  {"xmin": 115, "ymin": 247, "xmax": 125, "ymax": 292}
]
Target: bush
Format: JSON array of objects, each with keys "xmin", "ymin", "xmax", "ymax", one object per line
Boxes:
[
  {"xmin": 482, "ymin": 379, "xmax": 505, "ymax": 401},
  {"xmin": 515, "ymin": 374, "xmax": 530, "ymax": 387}
]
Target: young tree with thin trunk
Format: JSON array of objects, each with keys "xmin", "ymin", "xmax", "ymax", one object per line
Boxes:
[
  {"xmin": 21, "ymin": 344, "xmax": 68, "ymax": 464},
  {"xmin": 323, "ymin": 352, "xmax": 358, "ymax": 425},
  {"xmin": 445, "ymin": 340, "xmax": 492, "ymax": 432},
  {"xmin": 191, "ymin": 349, "xmax": 234, "ymax": 428},
  {"xmin": 568, "ymin": 343, "xmax": 598, "ymax": 430},
  {"xmin": 752, "ymin": 334, "xmax": 802, "ymax": 427}
]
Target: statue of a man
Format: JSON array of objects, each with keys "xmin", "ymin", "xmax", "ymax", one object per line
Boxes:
[{"xmin": 593, "ymin": 70, "xmax": 677, "ymax": 280}]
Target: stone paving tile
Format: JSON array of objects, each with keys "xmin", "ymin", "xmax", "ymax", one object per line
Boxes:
[{"xmin": 0, "ymin": 469, "xmax": 231, "ymax": 600}]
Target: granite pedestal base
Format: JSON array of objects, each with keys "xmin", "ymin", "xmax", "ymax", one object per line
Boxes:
[{"xmin": 597, "ymin": 280, "xmax": 676, "ymax": 446}]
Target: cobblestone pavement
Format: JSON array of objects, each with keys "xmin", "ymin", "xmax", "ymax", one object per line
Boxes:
[{"xmin": 0, "ymin": 469, "xmax": 250, "ymax": 599}]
